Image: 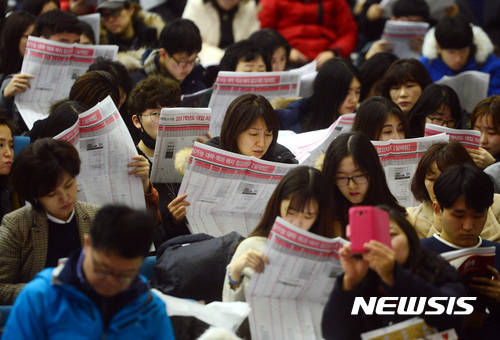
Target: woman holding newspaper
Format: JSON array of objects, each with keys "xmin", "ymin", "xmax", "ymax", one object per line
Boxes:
[
  {"xmin": 470, "ymin": 96, "xmax": 500, "ymax": 168},
  {"xmin": 168, "ymin": 94, "xmax": 297, "ymax": 223},
  {"xmin": 222, "ymin": 166, "xmax": 336, "ymax": 302},
  {"xmin": 321, "ymin": 206, "xmax": 466, "ymax": 340}
]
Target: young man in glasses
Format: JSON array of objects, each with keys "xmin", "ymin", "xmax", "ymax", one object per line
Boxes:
[
  {"xmin": 2, "ymin": 204, "xmax": 174, "ymax": 339},
  {"xmin": 131, "ymin": 18, "xmax": 206, "ymax": 95}
]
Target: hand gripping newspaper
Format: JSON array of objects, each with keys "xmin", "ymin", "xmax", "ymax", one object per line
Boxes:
[
  {"xmin": 208, "ymin": 61, "xmax": 316, "ymax": 137},
  {"xmin": 436, "ymin": 71, "xmax": 490, "ymax": 113},
  {"xmin": 371, "ymin": 133, "xmax": 449, "ymax": 208},
  {"xmin": 381, "ymin": 20, "xmax": 429, "ymax": 59},
  {"xmin": 178, "ymin": 142, "xmax": 297, "ymax": 237},
  {"xmin": 245, "ymin": 217, "xmax": 348, "ymax": 340},
  {"xmin": 54, "ymin": 96, "xmax": 146, "ymax": 209},
  {"xmin": 150, "ymin": 107, "xmax": 211, "ymax": 184},
  {"xmin": 440, "ymin": 247, "xmax": 496, "ymax": 283},
  {"xmin": 15, "ymin": 36, "xmax": 118, "ymax": 129},
  {"xmin": 424, "ymin": 123, "xmax": 481, "ymax": 149}
]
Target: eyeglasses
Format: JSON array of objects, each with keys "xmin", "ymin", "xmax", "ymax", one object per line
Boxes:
[
  {"xmin": 336, "ymin": 174, "xmax": 368, "ymax": 187},
  {"xmin": 100, "ymin": 7, "xmax": 123, "ymax": 20},
  {"xmin": 140, "ymin": 111, "xmax": 160, "ymax": 122},
  {"xmin": 427, "ymin": 116, "xmax": 457, "ymax": 127},
  {"xmin": 90, "ymin": 252, "xmax": 137, "ymax": 284},
  {"xmin": 170, "ymin": 54, "xmax": 199, "ymax": 68}
]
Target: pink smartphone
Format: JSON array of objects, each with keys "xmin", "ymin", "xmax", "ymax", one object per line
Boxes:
[{"xmin": 347, "ymin": 206, "xmax": 391, "ymax": 254}]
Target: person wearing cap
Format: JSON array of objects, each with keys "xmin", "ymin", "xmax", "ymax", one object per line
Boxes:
[
  {"xmin": 419, "ymin": 15, "xmax": 500, "ymax": 96},
  {"xmin": 97, "ymin": 0, "xmax": 165, "ymax": 52}
]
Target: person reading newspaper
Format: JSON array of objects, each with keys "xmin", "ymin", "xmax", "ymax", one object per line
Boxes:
[
  {"xmin": 223, "ymin": 166, "xmax": 336, "ymax": 303},
  {"xmin": 469, "ymin": 96, "xmax": 500, "ymax": 168},
  {"xmin": 407, "ymin": 84, "xmax": 463, "ymax": 138},
  {"xmin": 0, "ymin": 138, "xmax": 99, "ymax": 305},
  {"xmin": 407, "ymin": 142, "xmax": 500, "ymax": 242},
  {"xmin": 276, "ymin": 57, "xmax": 360, "ymax": 133},
  {"xmin": 321, "ymin": 132, "xmax": 406, "ymax": 233},
  {"xmin": 352, "ymin": 96, "xmax": 406, "ymax": 141},
  {"xmin": 0, "ymin": 10, "xmax": 83, "ymax": 131},
  {"xmin": 321, "ymin": 205, "xmax": 465, "ymax": 340},
  {"xmin": 168, "ymin": 94, "xmax": 297, "ymax": 226},
  {"xmin": 419, "ymin": 16, "xmax": 500, "ymax": 96},
  {"xmin": 421, "ymin": 163, "xmax": 500, "ymax": 339}
]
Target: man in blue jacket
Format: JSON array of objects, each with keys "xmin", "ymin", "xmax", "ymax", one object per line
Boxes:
[
  {"xmin": 421, "ymin": 163, "xmax": 500, "ymax": 340},
  {"xmin": 419, "ymin": 15, "xmax": 500, "ymax": 96},
  {"xmin": 2, "ymin": 204, "xmax": 175, "ymax": 340}
]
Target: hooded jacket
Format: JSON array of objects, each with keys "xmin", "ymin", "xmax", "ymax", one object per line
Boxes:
[{"xmin": 419, "ymin": 25, "xmax": 500, "ymax": 96}]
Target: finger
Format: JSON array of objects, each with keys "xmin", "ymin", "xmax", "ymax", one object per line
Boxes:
[
  {"xmin": 170, "ymin": 194, "xmax": 188, "ymax": 205},
  {"xmin": 488, "ymin": 265, "xmax": 500, "ymax": 279}
]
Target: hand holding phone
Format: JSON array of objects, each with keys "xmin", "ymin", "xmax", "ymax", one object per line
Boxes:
[{"xmin": 347, "ymin": 206, "xmax": 391, "ymax": 254}]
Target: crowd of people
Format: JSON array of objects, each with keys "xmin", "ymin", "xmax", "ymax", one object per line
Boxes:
[{"xmin": 0, "ymin": 0, "xmax": 500, "ymax": 339}]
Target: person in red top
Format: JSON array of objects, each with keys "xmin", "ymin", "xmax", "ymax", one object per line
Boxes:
[{"xmin": 258, "ymin": 0, "xmax": 357, "ymax": 68}]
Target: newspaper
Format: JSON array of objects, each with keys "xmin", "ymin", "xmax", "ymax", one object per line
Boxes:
[
  {"xmin": 150, "ymin": 108, "xmax": 211, "ymax": 184},
  {"xmin": 245, "ymin": 217, "xmax": 348, "ymax": 340},
  {"xmin": 372, "ymin": 134, "xmax": 449, "ymax": 208},
  {"xmin": 54, "ymin": 96, "xmax": 146, "ymax": 209},
  {"xmin": 381, "ymin": 21, "xmax": 429, "ymax": 59},
  {"xmin": 16, "ymin": 36, "xmax": 118, "ymax": 129},
  {"xmin": 425, "ymin": 0, "xmax": 455, "ymax": 20},
  {"xmin": 361, "ymin": 317, "xmax": 436, "ymax": 340},
  {"xmin": 440, "ymin": 246, "xmax": 496, "ymax": 282},
  {"xmin": 78, "ymin": 13, "xmax": 101, "ymax": 44},
  {"xmin": 179, "ymin": 142, "xmax": 296, "ymax": 237},
  {"xmin": 424, "ymin": 123, "xmax": 481, "ymax": 149},
  {"xmin": 181, "ymin": 87, "xmax": 213, "ymax": 107},
  {"xmin": 208, "ymin": 62, "xmax": 315, "ymax": 137},
  {"xmin": 436, "ymin": 71, "xmax": 490, "ymax": 113},
  {"xmin": 379, "ymin": 0, "xmax": 398, "ymax": 18},
  {"xmin": 299, "ymin": 114, "xmax": 356, "ymax": 165}
]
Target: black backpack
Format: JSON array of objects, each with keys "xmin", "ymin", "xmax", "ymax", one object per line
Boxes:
[{"xmin": 151, "ymin": 232, "xmax": 244, "ymax": 303}]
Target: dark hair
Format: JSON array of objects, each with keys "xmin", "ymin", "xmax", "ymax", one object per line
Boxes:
[
  {"xmin": 302, "ymin": 57, "xmax": 360, "ymax": 132},
  {"xmin": 219, "ymin": 39, "xmax": 266, "ymax": 72},
  {"xmin": 159, "ymin": 18, "xmax": 201, "ymax": 56},
  {"xmin": 352, "ymin": 96, "xmax": 406, "ymax": 140},
  {"xmin": 359, "ymin": 52, "xmax": 398, "ymax": 101},
  {"xmin": 434, "ymin": 163, "xmax": 494, "ymax": 211},
  {"xmin": 220, "ymin": 94, "xmax": 279, "ymax": 160},
  {"xmin": 90, "ymin": 204, "xmax": 155, "ymax": 258},
  {"xmin": 470, "ymin": 95, "xmax": 500, "ymax": 134},
  {"xmin": 378, "ymin": 205, "xmax": 452, "ymax": 283},
  {"xmin": 249, "ymin": 166, "xmax": 335, "ymax": 238},
  {"xmin": 127, "ymin": 75, "xmax": 181, "ymax": 116},
  {"xmin": 33, "ymin": 9, "xmax": 82, "ymax": 37},
  {"xmin": 21, "ymin": 0, "xmax": 59, "ymax": 16},
  {"xmin": 29, "ymin": 100, "xmax": 83, "ymax": 140},
  {"xmin": 78, "ymin": 19, "xmax": 95, "ymax": 44},
  {"xmin": 407, "ymin": 84, "xmax": 462, "ymax": 138},
  {"xmin": 435, "ymin": 16, "xmax": 473, "ymax": 50},
  {"xmin": 69, "ymin": 70, "xmax": 121, "ymax": 109},
  {"xmin": 88, "ymin": 57, "xmax": 133, "ymax": 96},
  {"xmin": 0, "ymin": 115, "xmax": 15, "ymax": 137},
  {"xmin": 392, "ymin": 0, "xmax": 430, "ymax": 21},
  {"xmin": 322, "ymin": 132, "xmax": 405, "ymax": 228},
  {"xmin": 11, "ymin": 138, "xmax": 80, "ymax": 210},
  {"xmin": 0, "ymin": 11, "xmax": 36, "ymax": 75},
  {"xmin": 380, "ymin": 59, "xmax": 432, "ymax": 99},
  {"xmin": 249, "ymin": 29, "xmax": 290, "ymax": 71},
  {"xmin": 411, "ymin": 142, "xmax": 474, "ymax": 202}
]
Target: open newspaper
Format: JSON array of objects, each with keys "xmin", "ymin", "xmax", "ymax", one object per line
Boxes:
[
  {"xmin": 436, "ymin": 71, "xmax": 490, "ymax": 113},
  {"xmin": 381, "ymin": 21, "xmax": 429, "ymax": 59},
  {"xmin": 245, "ymin": 217, "xmax": 348, "ymax": 340},
  {"xmin": 424, "ymin": 123, "xmax": 481, "ymax": 149},
  {"xmin": 372, "ymin": 134, "xmax": 449, "ymax": 208},
  {"xmin": 78, "ymin": 13, "xmax": 101, "ymax": 44},
  {"xmin": 208, "ymin": 62, "xmax": 316, "ymax": 136},
  {"xmin": 150, "ymin": 108, "xmax": 211, "ymax": 184},
  {"xmin": 181, "ymin": 87, "xmax": 213, "ymax": 107},
  {"xmin": 16, "ymin": 36, "xmax": 118, "ymax": 129},
  {"xmin": 179, "ymin": 142, "xmax": 296, "ymax": 237},
  {"xmin": 54, "ymin": 96, "xmax": 145, "ymax": 209},
  {"xmin": 440, "ymin": 246, "xmax": 496, "ymax": 283}
]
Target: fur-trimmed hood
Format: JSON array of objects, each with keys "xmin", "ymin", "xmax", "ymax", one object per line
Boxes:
[{"xmin": 422, "ymin": 24, "xmax": 494, "ymax": 64}]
